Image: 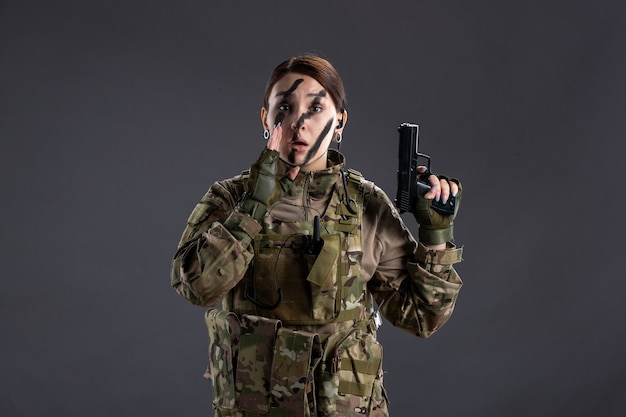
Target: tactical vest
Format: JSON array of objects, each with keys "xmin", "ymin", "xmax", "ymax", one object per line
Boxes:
[
  {"xmin": 226, "ymin": 168, "xmax": 370, "ymax": 324},
  {"xmin": 205, "ymin": 169, "xmax": 388, "ymax": 417}
]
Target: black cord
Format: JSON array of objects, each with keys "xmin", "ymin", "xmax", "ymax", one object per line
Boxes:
[{"xmin": 243, "ymin": 233, "xmax": 305, "ymax": 310}]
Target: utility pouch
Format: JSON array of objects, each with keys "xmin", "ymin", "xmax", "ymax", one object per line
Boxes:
[
  {"xmin": 318, "ymin": 329, "xmax": 384, "ymax": 416},
  {"xmin": 269, "ymin": 328, "xmax": 321, "ymax": 416},
  {"xmin": 205, "ymin": 309, "xmax": 241, "ymax": 410},
  {"xmin": 235, "ymin": 314, "xmax": 282, "ymax": 414}
]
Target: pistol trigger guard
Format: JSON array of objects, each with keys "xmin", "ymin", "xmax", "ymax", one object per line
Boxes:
[{"xmin": 417, "ymin": 171, "xmax": 431, "ymax": 182}]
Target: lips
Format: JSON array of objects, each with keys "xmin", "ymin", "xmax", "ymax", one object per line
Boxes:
[{"xmin": 290, "ymin": 137, "xmax": 308, "ymax": 151}]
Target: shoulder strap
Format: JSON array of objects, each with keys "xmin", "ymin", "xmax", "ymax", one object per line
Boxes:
[
  {"xmin": 229, "ymin": 170, "xmax": 250, "ymax": 201},
  {"xmin": 345, "ymin": 168, "xmax": 364, "ymax": 204},
  {"xmin": 334, "ymin": 169, "xmax": 364, "ymax": 233},
  {"xmin": 343, "ymin": 168, "xmax": 366, "ymax": 210}
]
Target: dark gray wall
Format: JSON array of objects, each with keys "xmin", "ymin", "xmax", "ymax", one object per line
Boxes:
[{"xmin": 2, "ymin": 1, "xmax": 625, "ymax": 416}]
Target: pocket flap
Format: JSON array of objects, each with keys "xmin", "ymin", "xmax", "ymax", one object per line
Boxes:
[{"xmin": 306, "ymin": 234, "xmax": 339, "ymax": 290}]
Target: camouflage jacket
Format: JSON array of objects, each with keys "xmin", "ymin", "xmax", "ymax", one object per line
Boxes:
[{"xmin": 170, "ymin": 150, "xmax": 463, "ymax": 416}]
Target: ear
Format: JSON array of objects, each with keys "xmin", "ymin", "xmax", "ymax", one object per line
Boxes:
[
  {"xmin": 260, "ymin": 107, "xmax": 269, "ymax": 130},
  {"xmin": 336, "ymin": 110, "xmax": 348, "ymax": 130}
]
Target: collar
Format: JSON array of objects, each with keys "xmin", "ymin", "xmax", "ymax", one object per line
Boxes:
[{"xmin": 280, "ymin": 149, "xmax": 346, "ymax": 198}]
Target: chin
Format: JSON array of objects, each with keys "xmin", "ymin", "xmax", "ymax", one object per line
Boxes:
[{"xmin": 282, "ymin": 153, "xmax": 306, "ymax": 167}]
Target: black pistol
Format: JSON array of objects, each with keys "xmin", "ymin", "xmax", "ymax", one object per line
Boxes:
[{"xmin": 395, "ymin": 123, "xmax": 456, "ymax": 215}]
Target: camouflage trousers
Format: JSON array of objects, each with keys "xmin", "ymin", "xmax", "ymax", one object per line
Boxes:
[{"xmin": 205, "ymin": 310, "xmax": 389, "ymax": 417}]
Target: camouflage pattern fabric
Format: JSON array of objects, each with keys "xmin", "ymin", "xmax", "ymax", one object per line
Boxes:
[
  {"xmin": 269, "ymin": 328, "xmax": 320, "ymax": 416},
  {"xmin": 224, "ymin": 168, "xmax": 368, "ymax": 327},
  {"xmin": 313, "ymin": 323, "xmax": 388, "ymax": 417},
  {"xmin": 171, "ymin": 213, "xmax": 258, "ymax": 306},
  {"xmin": 236, "ymin": 315, "xmax": 282, "ymax": 413},
  {"xmin": 173, "ymin": 150, "xmax": 464, "ymax": 416},
  {"xmin": 205, "ymin": 309, "xmax": 240, "ymax": 410},
  {"xmin": 205, "ymin": 312, "xmax": 386, "ymax": 417}
]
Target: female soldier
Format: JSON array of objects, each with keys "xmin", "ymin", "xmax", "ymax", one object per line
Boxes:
[{"xmin": 171, "ymin": 54, "xmax": 463, "ymax": 417}]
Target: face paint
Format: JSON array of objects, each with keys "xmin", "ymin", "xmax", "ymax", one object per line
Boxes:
[
  {"xmin": 311, "ymin": 96, "xmax": 322, "ymax": 109},
  {"xmin": 274, "ymin": 79, "xmax": 304, "ymax": 131},
  {"xmin": 273, "ymin": 112, "xmax": 285, "ymax": 128},
  {"xmin": 289, "ymin": 92, "xmax": 325, "ymax": 141},
  {"xmin": 277, "ymin": 78, "xmax": 304, "ymax": 99},
  {"xmin": 286, "ymin": 117, "xmax": 333, "ymax": 165},
  {"xmin": 268, "ymin": 75, "xmax": 339, "ymax": 170},
  {"xmin": 304, "ymin": 118, "xmax": 334, "ymax": 163},
  {"xmin": 309, "ymin": 90, "xmax": 326, "ymax": 99},
  {"xmin": 287, "ymin": 109, "xmax": 309, "ymax": 163},
  {"xmin": 291, "ymin": 111, "xmax": 312, "ymax": 142}
]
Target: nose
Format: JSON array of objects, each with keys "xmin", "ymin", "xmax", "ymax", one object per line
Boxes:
[
  {"xmin": 275, "ymin": 113, "xmax": 299, "ymax": 132},
  {"xmin": 288, "ymin": 112, "xmax": 307, "ymax": 131},
  {"xmin": 290, "ymin": 117, "xmax": 298, "ymax": 130}
]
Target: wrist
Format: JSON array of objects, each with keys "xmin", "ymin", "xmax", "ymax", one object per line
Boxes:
[
  {"xmin": 223, "ymin": 210, "xmax": 262, "ymax": 246},
  {"xmin": 420, "ymin": 241, "xmax": 447, "ymax": 250},
  {"xmin": 418, "ymin": 226, "xmax": 454, "ymax": 246},
  {"xmin": 236, "ymin": 194, "xmax": 268, "ymax": 222}
]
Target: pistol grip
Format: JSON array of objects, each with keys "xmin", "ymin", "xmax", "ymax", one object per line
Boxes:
[
  {"xmin": 431, "ymin": 196, "xmax": 456, "ymax": 215},
  {"xmin": 417, "ymin": 179, "xmax": 457, "ymax": 215}
]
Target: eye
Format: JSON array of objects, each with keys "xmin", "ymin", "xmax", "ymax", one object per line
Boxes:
[
  {"xmin": 311, "ymin": 104, "xmax": 323, "ymax": 113},
  {"xmin": 278, "ymin": 103, "xmax": 290, "ymax": 112}
]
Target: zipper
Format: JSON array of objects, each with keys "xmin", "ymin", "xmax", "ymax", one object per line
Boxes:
[{"xmin": 302, "ymin": 171, "xmax": 313, "ymax": 222}]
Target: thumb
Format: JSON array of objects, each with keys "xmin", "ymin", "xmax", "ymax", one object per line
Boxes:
[{"xmin": 286, "ymin": 165, "xmax": 300, "ymax": 181}]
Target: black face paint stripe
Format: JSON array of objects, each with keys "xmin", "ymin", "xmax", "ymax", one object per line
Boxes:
[
  {"xmin": 307, "ymin": 90, "xmax": 327, "ymax": 98},
  {"xmin": 276, "ymin": 78, "xmax": 304, "ymax": 98},
  {"xmin": 274, "ymin": 79, "xmax": 306, "ymax": 128},
  {"xmin": 291, "ymin": 111, "xmax": 313, "ymax": 142},
  {"xmin": 288, "ymin": 94, "xmax": 326, "ymax": 140},
  {"xmin": 273, "ymin": 112, "xmax": 285, "ymax": 127},
  {"xmin": 304, "ymin": 118, "xmax": 334, "ymax": 164},
  {"xmin": 287, "ymin": 117, "xmax": 333, "ymax": 165}
]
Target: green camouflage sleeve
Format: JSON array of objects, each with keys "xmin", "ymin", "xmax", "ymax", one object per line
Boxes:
[
  {"xmin": 170, "ymin": 178, "xmax": 261, "ymax": 307},
  {"xmin": 377, "ymin": 243, "xmax": 463, "ymax": 338},
  {"xmin": 363, "ymin": 184, "xmax": 463, "ymax": 338}
]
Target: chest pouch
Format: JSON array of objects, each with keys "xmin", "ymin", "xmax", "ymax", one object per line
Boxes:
[{"xmin": 246, "ymin": 232, "xmax": 342, "ymax": 325}]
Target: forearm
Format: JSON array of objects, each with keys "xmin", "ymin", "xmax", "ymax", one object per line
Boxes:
[
  {"xmin": 170, "ymin": 178, "xmax": 262, "ymax": 306},
  {"xmin": 376, "ymin": 242, "xmax": 463, "ymax": 338},
  {"xmin": 421, "ymin": 242, "xmax": 446, "ymax": 250},
  {"xmin": 170, "ymin": 212, "xmax": 260, "ymax": 306}
]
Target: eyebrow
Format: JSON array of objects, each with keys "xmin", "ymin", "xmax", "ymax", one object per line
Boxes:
[{"xmin": 275, "ymin": 80, "xmax": 328, "ymax": 100}]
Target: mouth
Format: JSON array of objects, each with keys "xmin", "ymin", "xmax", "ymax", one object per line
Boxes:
[{"xmin": 289, "ymin": 137, "xmax": 308, "ymax": 152}]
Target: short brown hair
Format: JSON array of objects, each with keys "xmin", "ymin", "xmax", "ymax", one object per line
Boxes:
[{"xmin": 263, "ymin": 55, "xmax": 347, "ymax": 112}]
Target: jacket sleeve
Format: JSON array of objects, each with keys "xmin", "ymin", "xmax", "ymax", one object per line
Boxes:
[
  {"xmin": 364, "ymin": 185, "xmax": 463, "ymax": 338},
  {"xmin": 170, "ymin": 178, "xmax": 261, "ymax": 307}
]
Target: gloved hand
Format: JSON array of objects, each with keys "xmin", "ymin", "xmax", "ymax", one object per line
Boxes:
[
  {"xmin": 414, "ymin": 174, "xmax": 462, "ymax": 245},
  {"xmin": 237, "ymin": 149, "xmax": 292, "ymax": 221},
  {"xmin": 237, "ymin": 123, "xmax": 300, "ymax": 221}
]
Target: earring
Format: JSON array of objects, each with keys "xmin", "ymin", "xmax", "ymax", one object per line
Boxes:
[
  {"xmin": 335, "ymin": 131, "xmax": 343, "ymax": 143},
  {"xmin": 263, "ymin": 129, "xmax": 270, "ymax": 140}
]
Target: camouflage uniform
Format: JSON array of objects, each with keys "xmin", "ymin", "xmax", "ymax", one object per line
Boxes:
[{"xmin": 171, "ymin": 150, "xmax": 463, "ymax": 416}]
